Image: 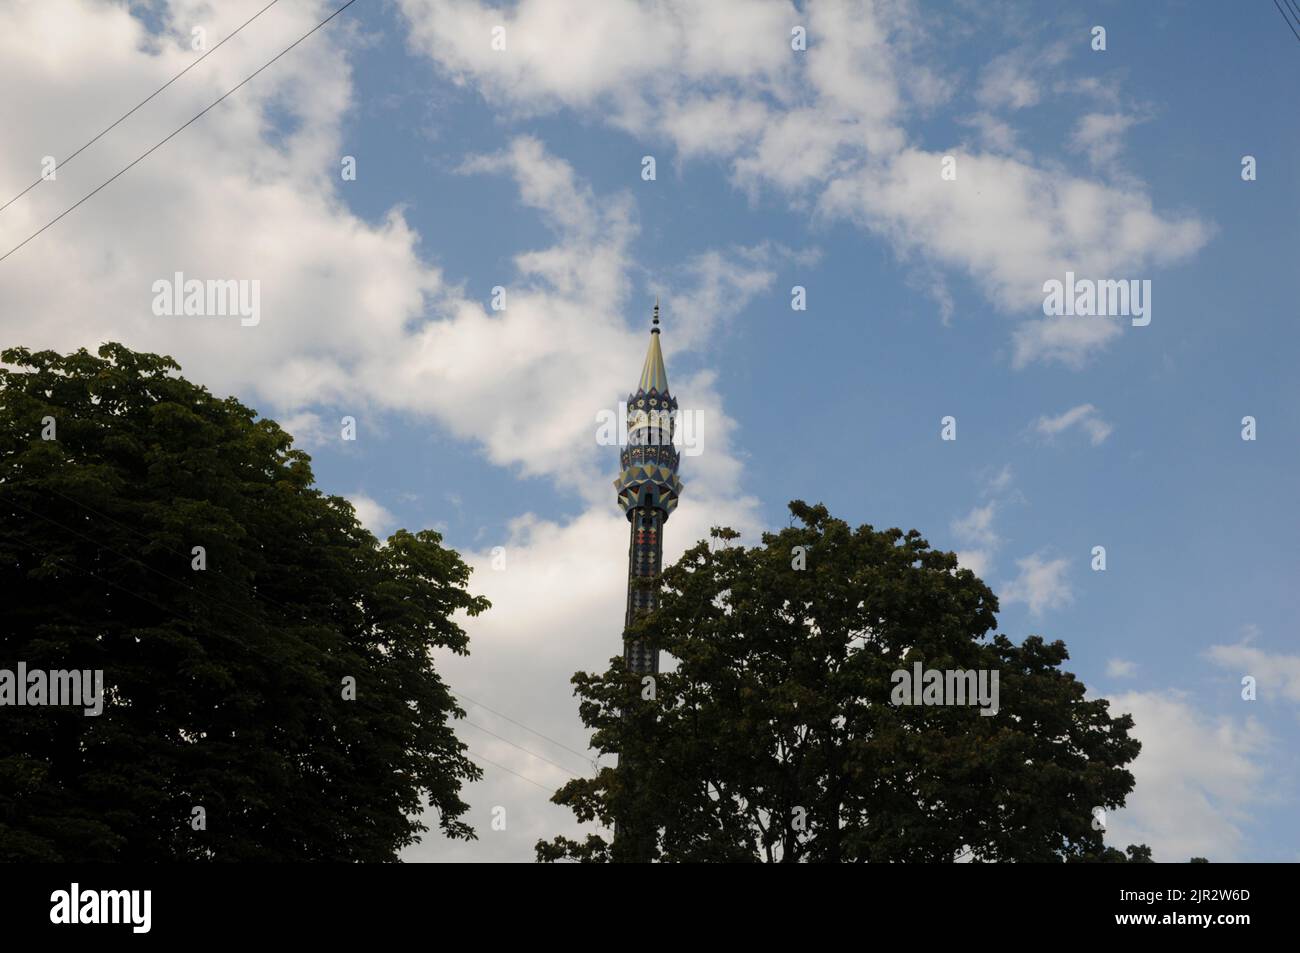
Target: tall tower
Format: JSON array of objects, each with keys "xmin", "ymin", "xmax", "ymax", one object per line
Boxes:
[
  {"xmin": 615, "ymin": 300, "xmax": 683, "ymax": 675},
  {"xmin": 612, "ymin": 301, "xmax": 682, "ymax": 861}
]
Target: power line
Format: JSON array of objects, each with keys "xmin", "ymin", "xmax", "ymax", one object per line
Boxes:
[
  {"xmin": 0, "ymin": 0, "xmax": 282, "ymax": 216},
  {"xmin": 451, "ymin": 688, "xmax": 600, "ymax": 767},
  {"xmin": 465, "ymin": 749, "xmax": 557, "ymax": 794},
  {"xmin": 464, "ymin": 720, "xmax": 580, "ymax": 778},
  {"xmin": 0, "ymin": 0, "xmax": 362, "ymax": 264},
  {"xmin": 1275, "ymin": 0, "xmax": 1300, "ymax": 43}
]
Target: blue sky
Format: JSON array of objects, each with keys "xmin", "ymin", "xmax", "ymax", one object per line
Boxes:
[{"xmin": 1, "ymin": 0, "xmax": 1297, "ymax": 861}]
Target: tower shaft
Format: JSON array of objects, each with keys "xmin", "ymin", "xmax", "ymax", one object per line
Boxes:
[{"xmin": 623, "ymin": 506, "xmax": 664, "ymax": 673}]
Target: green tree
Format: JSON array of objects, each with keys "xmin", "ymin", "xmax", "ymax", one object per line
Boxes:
[
  {"xmin": 0, "ymin": 344, "xmax": 488, "ymax": 861},
  {"xmin": 539, "ymin": 501, "xmax": 1144, "ymax": 863},
  {"xmin": 1078, "ymin": 845, "xmax": 1208, "ymax": 863}
]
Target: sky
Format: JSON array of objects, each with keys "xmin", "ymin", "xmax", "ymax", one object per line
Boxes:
[{"xmin": 1, "ymin": 0, "xmax": 1297, "ymax": 863}]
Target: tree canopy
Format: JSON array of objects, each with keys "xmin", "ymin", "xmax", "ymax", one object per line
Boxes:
[
  {"xmin": 0, "ymin": 343, "xmax": 487, "ymax": 861},
  {"xmin": 539, "ymin": 501, "xmax": 1147, "ymax": 863}
]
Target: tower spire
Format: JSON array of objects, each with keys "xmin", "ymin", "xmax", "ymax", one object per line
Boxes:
[{"xmin": 638, "ymin": 316, "xmax": 668, "ymax": 393}]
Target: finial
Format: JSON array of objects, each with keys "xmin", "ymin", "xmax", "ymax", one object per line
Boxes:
[{"xmin": 652, "ymin": 297, "xmax": 660, "ymax": 333}]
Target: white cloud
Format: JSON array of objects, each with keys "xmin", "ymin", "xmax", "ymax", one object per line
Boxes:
[
  {"xmin": 0, "ymin": 4, "xmax": 781, "ymax": 494},
  {"xmin": 955, "ymin": 549, "xmax": 994, "ymax": 579},
  {"xmin": 1069, "ymin": 111, "xmax": 1144, "ymax": 169},
  {"xmin": 984, "ymin": 463, "xmax": 1014, "ymax": 495},
  {"xmin": 1001, "ymin": 552, "xmax": 1072, "ymax": 616},
  {"xmin": 1105, "ymin": 690, "xmax": 1269, "ymax": 862},
  {"xmin": 0, "ymin": 0, "xmax": 441, "ymax": 419},
  {"xmin": 975, "ymin": 42, "xmax": 1069, "ymax": 112},
  {"xmin": 1206, "ymin": 640, "xmax": 1300, "ymax": 704},
  {"xmin": 952, "ymin": 502, "xmax": 999, "ymax": 550},
  {"xmin": 950, "ymin": 464, "xmax": 1019, "ymax": 580},
  {"xmin": 398, "ymin": 0, "xmax": 1210, "ymax": 368},
  {"xmin": 661, "ymin": 94, "xmax": 772, "ymax": 159},
  {"xmin": 1107, "ymin": 658, "xmax": 1137, "ymax": 678},
  {"xmin": 1011, "ymin": 315, "xmax": 1123, "ymax": 369},
  {"xmin": 1, "ymin": 1, "xmax": 775, "ymax": 485},
  {"xmin": 960, "ymin": 112, "xmax": 1024, "ymax": 157},
  {"xmin": 348, "ymin": 494, "xmax": 398, "ymax": 537},
  {"xmin": 276, "ymin": 411, "xmax": 330, "ymax": 448},
  {"xmin": 1054, "ymin": 75, "xmax": 1124, "ymax": 108},
  {"xmin": 664, "ymin": 245, "xmax": 789, "ymax": 352},
  {"xmin": 820, "ymin": 149, "xmax": 1208, "ymax": 322},
  {"xmin": 398, "ymin": 0, "xmax": 796, "ymax": 123},
  {"xmin": 1032, "ymin": 403, "xmax": 1113, "ymax": 445}
]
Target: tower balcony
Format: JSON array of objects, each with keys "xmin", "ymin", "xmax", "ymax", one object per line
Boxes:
[{"xmin": 614, "ymin": 463, "xmax": 683, "ymax": 519}]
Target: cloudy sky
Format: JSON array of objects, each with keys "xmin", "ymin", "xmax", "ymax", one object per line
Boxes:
[{"xmin": 1, "ymin": 0, "xmax": 1297, "ymax": 862}]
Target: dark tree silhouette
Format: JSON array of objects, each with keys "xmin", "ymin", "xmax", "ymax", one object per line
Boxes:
[
  {"xmin": 0, "ymin": 344, "xmax": 487, "ymax": 860},
  {"xmin": 540, "ymin": 501, "xmax": 1151, "ymax": 863}
]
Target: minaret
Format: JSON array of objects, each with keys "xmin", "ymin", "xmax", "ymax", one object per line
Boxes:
[
  {"xmin": 612, "ymin": 301, "xmax": 682, "ymax": 861},
  {"xmin": 615, "ymin": 299, "xmax": 683, "ymax": 675}
]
